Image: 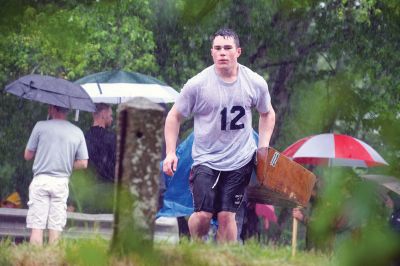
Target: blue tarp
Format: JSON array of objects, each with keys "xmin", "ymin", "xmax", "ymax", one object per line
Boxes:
[
  {"xmin": 157, "ymin": 131, "xmax": 259, "ymax": 218},
  {"xmin": 158, "ymin": 133, "xmax": 194, "ymax": 217}
]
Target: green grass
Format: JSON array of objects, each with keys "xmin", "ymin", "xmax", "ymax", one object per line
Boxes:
[
  {"xmin": 0, "ymin": 237, "xmax": 332, "ymax": 266},
  {"xmin": 159, "ymin": 239, "xmax": 332, "ymax": 266}
]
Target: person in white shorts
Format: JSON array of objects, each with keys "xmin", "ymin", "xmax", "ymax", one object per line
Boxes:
[
  {"xmin": 163, "ymin": 28, "xmax": 276, "ymax": 243},
  {"xmin": 24, "ymin": 105, "xmax": 88, "ymax": 245}
]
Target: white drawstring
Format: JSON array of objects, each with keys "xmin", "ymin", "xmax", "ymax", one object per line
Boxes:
[{"xmin": 212, "ymin": 171, "xmax": 221, "ymax": 189}]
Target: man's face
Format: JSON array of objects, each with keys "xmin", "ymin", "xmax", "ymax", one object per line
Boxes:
[
  {"xmin": 102, "ymin": 108, "xmax": 113, "ymax": 128},
  {"xmin": 211, "ymin": 36, "xmax": 241, "ymax": 72}
]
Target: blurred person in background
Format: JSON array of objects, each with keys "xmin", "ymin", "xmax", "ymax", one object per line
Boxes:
[
  {"xmin": 0, "ymin": 191, "xmax": 22, "ymax": 208},
  {"xmin": 85, "ymin": 103, "xmax": 116, "ymax": 183}
]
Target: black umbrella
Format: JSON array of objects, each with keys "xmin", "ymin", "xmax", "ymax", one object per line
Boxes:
[{"xmin": 5, "ymin": 74, "xmax": 96, "ymax": 112}]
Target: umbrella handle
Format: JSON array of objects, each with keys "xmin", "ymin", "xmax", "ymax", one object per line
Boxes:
[
  {"xmin": 18, "ymin": 91, "xmax": 28, "ymax": 109},
  {"xmin": 18, "ymin": 97, "xmax": 24, "ymax": 109},
  {"xmin": 74, "ymin": 110, "xmax": 80, "ymax": 121}
]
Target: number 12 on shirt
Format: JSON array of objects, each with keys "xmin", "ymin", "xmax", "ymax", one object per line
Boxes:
[{"xmin": 220, "ymin": 106, "xmax": 245, "ymax": 131}]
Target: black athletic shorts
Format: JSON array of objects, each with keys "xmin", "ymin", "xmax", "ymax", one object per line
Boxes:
[{"xmin": 189, "ymin": 154, "xmax": 255, "ymax": 214}]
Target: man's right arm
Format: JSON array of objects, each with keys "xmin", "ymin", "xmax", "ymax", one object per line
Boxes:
[
  {"xmin": 24, "ymin": 149, "xmax": 35, "ymax": 161},
  {"xmin": 163, "ymin": 105, "xmax": 184, "ymax": 176},
  {"xmin": 73, "ymin": 159, "xmax": 88, "ymax": 169}
]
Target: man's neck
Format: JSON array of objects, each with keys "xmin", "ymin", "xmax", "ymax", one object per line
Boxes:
[
  {"xmin": 51, "ymin": 114, "xmax": 67, "ymax": 120},
  {"xmin": 215, "ymin": 64, "xmax": 239, "ymax": 83},
  {"xmin": 93, "ymin": 121, "xmax": 106, "ymax": 128}
]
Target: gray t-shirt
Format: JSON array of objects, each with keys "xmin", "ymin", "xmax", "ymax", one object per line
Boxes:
[
  {"xmin": 175, "ymin": 64, "xmax": 271, "ymax": 171},
  {"xmin": 26, "ymin": 119, "xmax": 88, "ymax": 177}
]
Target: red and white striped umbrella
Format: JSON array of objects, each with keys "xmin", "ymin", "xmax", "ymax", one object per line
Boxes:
[{"xmin": 282, "ymin": 133, "xmax": 388, "ymax": 167}]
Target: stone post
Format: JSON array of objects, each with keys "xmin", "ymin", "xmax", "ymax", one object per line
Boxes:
[{"xmin": 111, "ymin": 97, "xmax": 164, "ymax": 254}]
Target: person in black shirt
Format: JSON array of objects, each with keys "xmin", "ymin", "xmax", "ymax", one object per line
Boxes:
[{"xmin": 85, "ymin": 103, "xmax": 116, "ymax": 183}]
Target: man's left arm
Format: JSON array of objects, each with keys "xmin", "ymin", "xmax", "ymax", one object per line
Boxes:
[
  {"xmin": 24, "ymin": 123, "xmax": 39, "ymax": 161},
  {"xmin": 74, "ymin": 159, "xmax": 88, "ymax": 169},
  {"xmin": 258, "ymin": 101, "xmax": 275, "ymax": 148},
  {"xmin": 74, "ymin": 131, "xmax": 89, "ymax": 169}
]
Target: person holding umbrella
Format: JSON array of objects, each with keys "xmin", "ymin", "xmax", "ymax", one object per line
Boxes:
[
  {"xmin": 163, "ymin": 28, "xmax": 276, "ymax": 243},
  {"xmin": 24, "ymin": 105, "xmax": 88, "ymax": 245}
]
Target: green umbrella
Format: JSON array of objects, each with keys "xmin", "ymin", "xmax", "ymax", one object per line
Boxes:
[{"xmin": 75, "ymin": 70, "xmax": 178, "ymax": 104}]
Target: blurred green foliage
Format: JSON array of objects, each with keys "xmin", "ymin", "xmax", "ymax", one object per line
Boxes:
[
  {"xmin": 69, "ymin": 170, "xmax": 114, "ymax": 213},
  {"xmin": 308, "ymin": 168, "xmax": 400, "ymax": 263},
  {"xmin": 0, "ymin": 238, "xmax": 12, "ymax": 266},
  {"xmin": 65, "ymin": 237, "xmax": 110, "ymax": 266}
]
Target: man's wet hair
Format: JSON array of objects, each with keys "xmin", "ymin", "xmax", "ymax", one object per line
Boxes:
[
  {"xmin": 94, "ymin": 103, "xmax": 111, "ymax": 115},
  {"xmin": 53, "ymin": 105, "xmax": 69, "ymax": 114},
  {"xmin": 210, "ymin": 28, "xmax": 240, "ymax": 48}
]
